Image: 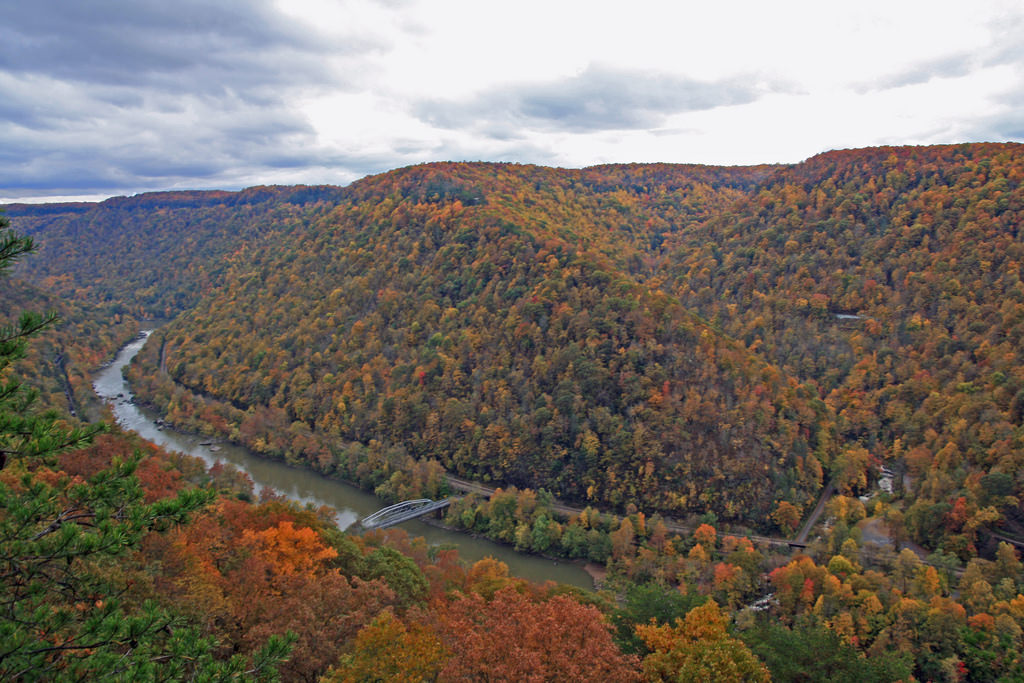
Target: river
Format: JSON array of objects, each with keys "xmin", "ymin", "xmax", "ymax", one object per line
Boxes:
[{"xmin": 93, "ymin": 330, "xmax": 591, "ymax": 589}]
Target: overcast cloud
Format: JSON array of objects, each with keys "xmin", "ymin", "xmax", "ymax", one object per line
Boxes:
[
  {"xmin": 2, "ymin": 0, "xmax": 1023, "ymax": 202},
  {"xmin": 416, "ymin": 67, "xmax": 779, "ymax": 135}
]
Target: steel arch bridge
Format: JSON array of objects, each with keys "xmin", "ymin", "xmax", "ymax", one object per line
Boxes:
[{"xmin": 359, "ymin": 498, "xmax": 453, "ymax": 530}]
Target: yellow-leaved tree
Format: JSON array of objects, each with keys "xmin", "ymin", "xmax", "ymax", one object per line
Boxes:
[{"xmin": 637, "ymin": 600, "xmax": 769, "ymax": 682}]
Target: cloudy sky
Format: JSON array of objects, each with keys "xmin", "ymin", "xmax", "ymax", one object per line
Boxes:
[{"xmin": 2, "ymin": 0, "xmax": 1024, "ymax": 202}]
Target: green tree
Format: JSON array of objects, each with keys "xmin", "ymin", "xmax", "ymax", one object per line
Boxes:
[
  {"xmin": 742, "ymin": 619, "xmax": 913, "ymax": 682},
  {"xmin": 359, "ymin": 546, "xmax": 428, "ymax": 610},
  {"xmin": 611, "ymin": 582, "xmax": 706, "ymax": 654},
  {"xmin": 0, "ymin": 221, "xmax": 291, "ymax": 680}
]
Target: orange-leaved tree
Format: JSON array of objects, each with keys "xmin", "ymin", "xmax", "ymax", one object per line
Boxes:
[{"xmin": 423, "ymin": 584, "xmax": 642, "ymax": 681}]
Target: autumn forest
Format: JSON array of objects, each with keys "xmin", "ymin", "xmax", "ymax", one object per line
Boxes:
[{"xmin": 3, "ymin": 142, "xmax": 1024, "ymax": 680}]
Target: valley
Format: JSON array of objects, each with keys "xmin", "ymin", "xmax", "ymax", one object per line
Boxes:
[
  {"xmin": 94, "ymin": 329, "xmax": 593, "ymax": 588},
  {"xmin": 5, "ymin": 142, "xmax": 1024, "ymax": 680}
]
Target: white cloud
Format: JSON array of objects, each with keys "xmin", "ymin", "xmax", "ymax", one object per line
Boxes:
[{"xmin": 2, "ymin": 0, "xmax": 1023, "ymax": 201}]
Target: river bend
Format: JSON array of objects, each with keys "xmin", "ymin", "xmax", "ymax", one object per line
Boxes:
[{"xmin": 93, "ymin": 330, "xmax": 590, "ymax": 588}]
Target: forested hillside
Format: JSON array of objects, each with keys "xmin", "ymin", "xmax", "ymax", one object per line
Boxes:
[
  {"xmin": 10, "ymin": 145, "xmax": 1024, "ymax": 544},
  {"xmin": 659, "ymin": 143, "xmax": 1024, "ymax": 553},
  {"xmin": 7, "ymin": 185, "xmax": 345, "ymax": 317},
  {"xmin": 0, "ymin": 277, "xmax": 138, "ymax": 420},
  {"xmin": 122, "ymin": 162, "xmax": 833, "ymax": 525}
]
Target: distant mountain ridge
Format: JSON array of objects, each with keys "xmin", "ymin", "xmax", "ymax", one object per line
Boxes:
[{"xmin": 8, "ymin": 185, "xmax": 347, "ymax": 317}]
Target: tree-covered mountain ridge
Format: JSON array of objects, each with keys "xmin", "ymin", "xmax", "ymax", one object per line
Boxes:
[
  {"xmin": 658, "ymin": 142, "xmax": 1024, "ymax": 552},
  {"xmin": 122, "ymin": 161, "xmax": 830, "ymax": 526},
  {"xmin": 9, "ymin": 143, "xmax": 1024, "ymax": 545},
  {"xmin": 8, "ymin": 185, "xmax": 347, "ymax": 317}
]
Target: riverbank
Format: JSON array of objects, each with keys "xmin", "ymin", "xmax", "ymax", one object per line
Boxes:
[
  {"xmin": 413, "ymin": 514, "xmax": 601, "ymax": 589},
  {"xmin": 93, "ymin": 331, "xmax": 594, "ymax": 589}
]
